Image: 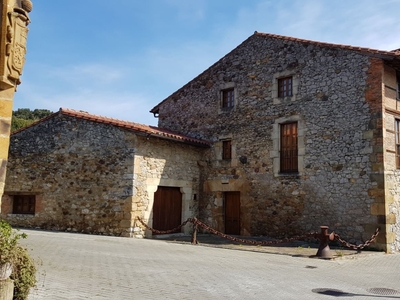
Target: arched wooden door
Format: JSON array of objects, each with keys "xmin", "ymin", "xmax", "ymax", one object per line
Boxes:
[
  {"xmin": 153, "ymin": 186, "xmax": 182, "ymax": 233},
  {"xmin": 224, "ymin": 191, "xmax": 240, "ymax": 235}
]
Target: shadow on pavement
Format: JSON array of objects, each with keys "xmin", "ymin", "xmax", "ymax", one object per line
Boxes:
[{"xmin": 153, "ymin": 233, "xmax": 381, "ymax": 260}]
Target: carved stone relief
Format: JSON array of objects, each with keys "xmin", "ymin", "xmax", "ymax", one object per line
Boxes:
[{"xmin": 0, "ymin": 0, "xmax": 32, "ymax": 89}]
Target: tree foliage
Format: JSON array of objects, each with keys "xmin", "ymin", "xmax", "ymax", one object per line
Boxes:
[{"xmin": 11, "ymin": 108, "xmax": 53, "ymax": 132}]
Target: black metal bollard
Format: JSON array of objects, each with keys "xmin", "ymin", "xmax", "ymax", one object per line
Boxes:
[{"xmin": 316, "ymin": 226, "xmax": 335, "ymax": 259}]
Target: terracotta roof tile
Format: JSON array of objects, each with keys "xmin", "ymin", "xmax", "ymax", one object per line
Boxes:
[
  {"xmin": 254, "ymin": 31, "xmax": 400, "ymax": 58},
  {"xmin": 12, "ymin": 108, "xmax": 212, "ymax": 147}
]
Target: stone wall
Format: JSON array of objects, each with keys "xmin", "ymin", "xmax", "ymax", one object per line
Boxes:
[
  {"xmin": 131, "ymin": 134, "xmax": 203, "ymax": 237},
  {"xmin": 2, "ymin": 114, "xmax": 203, "ymax": 237},
  {"xmin": 156, "ymin": 34, "xmax": 382, "ymax": 246},
  {"xmin": 2, "ymin": 114, "xmax": 136, "ymax": 235}
]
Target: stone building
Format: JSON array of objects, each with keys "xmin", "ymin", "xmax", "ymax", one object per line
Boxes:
[
  {"xmin": 3, "ymin": 32, "xmax": 400, "ymax": 252},
  {"xmin": 1, "ymin": 108, "xmax": 209, "ymax": 236},
  {"xmin": 150, "ymin": 32, "xmax": 400, "ymax": 252}
]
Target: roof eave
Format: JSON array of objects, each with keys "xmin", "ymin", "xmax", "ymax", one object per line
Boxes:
[{"xmin": 12, "ymin": 108, "xmax": 211, "ymax": 148}]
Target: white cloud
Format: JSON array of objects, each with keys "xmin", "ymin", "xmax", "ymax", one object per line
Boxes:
[
  {"xmin": 144, "ymin": 42, "xmax": 218, "ymax": 87},
  {"xmin": 14, "ymin": 61, "xmax": 159, "ymax": 125},
  {"xmin": 217, "ymin": 0, "xmax": 400, "ymax": 50},
  {"xmin": 15, "ymin": 81, "xmax": 158, "ymax": 126},
  {"xmin": 278, "ymin": 1, "xmax": 326, "ymax": 38},
  {"xmin": 47, "ymin": 63, "xmax": 126, "ymax": 86},
  {"xmin": 280, "ymin": 0, "xmax": 400, "ymax": 50},
  {"xmin": 164, "ymin": 0, "xmax": 206, "ymax": 21}
]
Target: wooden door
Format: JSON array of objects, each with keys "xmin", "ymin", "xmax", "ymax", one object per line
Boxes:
[
  {"xmin": 153, "ymin": 186, "xmax": 182, "ymax": 233},
  {"xmin": 224, "ymin": 192, "xmax": 240, "ymax": 235}
]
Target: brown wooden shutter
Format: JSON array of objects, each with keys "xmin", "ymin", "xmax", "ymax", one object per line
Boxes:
[
  {"xmin": 280, "ymin": 122, "xmax": 298, "ymax": 172},
  {"xmin": 222, "ymin": 140, "xmax": 232, "ymax": 159}
]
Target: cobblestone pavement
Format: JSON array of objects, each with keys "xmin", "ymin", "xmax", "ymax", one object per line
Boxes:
[{"xmin": 19, "ymin": 229, "xmax": 400, "ymax": 300}]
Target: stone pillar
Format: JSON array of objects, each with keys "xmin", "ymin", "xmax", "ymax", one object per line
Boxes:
[
  {"xmin": 0, "ymin": 4, "xmax": 32, "ymax": 298},
  {"xmin": 0, "ymin": 279, "xmax": 13, "ymax": 300},
  {"xmin": 0, "ymin": 0, "xmax": 32, "ymax": 199},
  {"xmin": 365, "ymin": 58, "xmax": 388, "ymax": 252}
]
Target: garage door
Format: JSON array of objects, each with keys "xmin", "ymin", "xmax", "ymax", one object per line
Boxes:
[{"xmin": 153, "ymin": 186, "xmax": 182, "ymax": 233}]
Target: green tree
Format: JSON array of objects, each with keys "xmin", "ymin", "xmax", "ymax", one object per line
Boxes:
[{"xmin": 11, "ymin": 108, "xmax": 53, "ymax": 132}]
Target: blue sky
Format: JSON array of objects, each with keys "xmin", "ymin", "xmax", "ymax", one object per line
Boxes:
[{"xmin": 15, "ymin": 0, "xmax": 400, "ymax": 126}]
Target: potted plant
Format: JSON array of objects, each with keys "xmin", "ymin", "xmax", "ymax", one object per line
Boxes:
[{"xmin": 0, "ymin": 220, "xmax": 36, "ymax": 300}]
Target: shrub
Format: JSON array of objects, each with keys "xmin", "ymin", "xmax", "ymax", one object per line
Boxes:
[
  {"xmin": 0, "ymin": 220, "xmax": 36, "ymax": 299},
  {"xmin": 10, "ymin": 246, "xmax": 37, "ymax": 300}
]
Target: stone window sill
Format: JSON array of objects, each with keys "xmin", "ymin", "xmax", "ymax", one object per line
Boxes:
[
  {"xmin": 277, "ymin": 172, "xmax": 300, "ymax": 178},
  {"xmin": 8, "ymin": 213, "xmax": 35, "ymax": 217}
]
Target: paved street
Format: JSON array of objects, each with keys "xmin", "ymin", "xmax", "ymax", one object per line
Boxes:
[{"xmin": 19, "ymin": 229, "xmax": 400, "ymax": 300}]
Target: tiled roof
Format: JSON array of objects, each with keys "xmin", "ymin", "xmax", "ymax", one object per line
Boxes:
[
  {"xmin": 12, "ymin": 108, "xmax": 212, "ymax": 147},
  {"xmin": 254, "ymin": 32, "xmax": 400, "ymax": 58},
  {"xmin": 151, "ymin": 31, "xmax": 400, "ymax": 113}
]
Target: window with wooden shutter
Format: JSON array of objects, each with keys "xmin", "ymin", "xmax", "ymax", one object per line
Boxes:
[
  {"xmin": 278, "ymin": 76, "xmax": 293, "ymax": 97},
  {"xmin": 222, "ymin": 88, "xmax": 234, "ymax": 108},
  {"xmin": 396, "ymin": 119, "xmax": 400, "ymax": 168},
  {"xmin": 222, "ymin": 140, "xmax": 232, "ymax": 160},
  {"xmin": 280, "ymin": 122, "xmax": 298, "ymax": 173},
  {"xmin": 13, "ymin": 195, "xmax": 36, "ymax": 214}
]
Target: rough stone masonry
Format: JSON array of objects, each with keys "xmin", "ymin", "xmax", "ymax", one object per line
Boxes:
[{"xmin": 152, "ymin": 32, "xmax": 400, "ymax": 251}]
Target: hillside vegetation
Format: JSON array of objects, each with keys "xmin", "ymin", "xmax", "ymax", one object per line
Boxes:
[{"xmin": 11, "ymin": 108, "xmax": 53, "ymax": 132}]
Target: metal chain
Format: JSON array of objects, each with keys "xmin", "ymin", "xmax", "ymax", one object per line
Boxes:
[
  {"xmin": 136, "ymin": 217, "xmax": 379, "ymax": 250},
  {"xmin": 136, "ymin": 217, "xmax": 194, "ymax": 235},
  {"xmin": 136, "ymin": 216, "xmax": 315, "ymax": 244},
  {"xmin": 333, "ymin": 228, "xmax": 380, "ymax": 250},
  {"xmin": 193, "ymin": 218, "xmax": 317, "ymax": 246}
]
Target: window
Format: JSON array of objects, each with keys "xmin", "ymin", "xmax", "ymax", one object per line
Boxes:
[
  {"xmin": 280, "ymin": 122, "xmax": 298, "ymax": 173},
  {"xmin": 218, "ymin": 83, "xmax": 236, "ymax": 113},
  {"xmin": 222, "ymin": 140, "xmax": 232, "ymax": 160},
  {"xmin": 278, "ymin": 77, "xmax": 293, "ymax": 97},
  {"xmin": 271, "ymin": 116, "xmax": 304, "ymax": 176},
  {"xmin": 396, "ymin": 120, "xmax": 400, "ymax": 168},
  {"xmin": 273, "ymin": 72, "xmax": 299, "ymax": 104},
  {"xmin": 13, "ymin": 195, "xmax": 35, "ymax": 214},
  {"xmin": 222, "ymin": 88, "xmax": 234, "ymax": 108}
]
